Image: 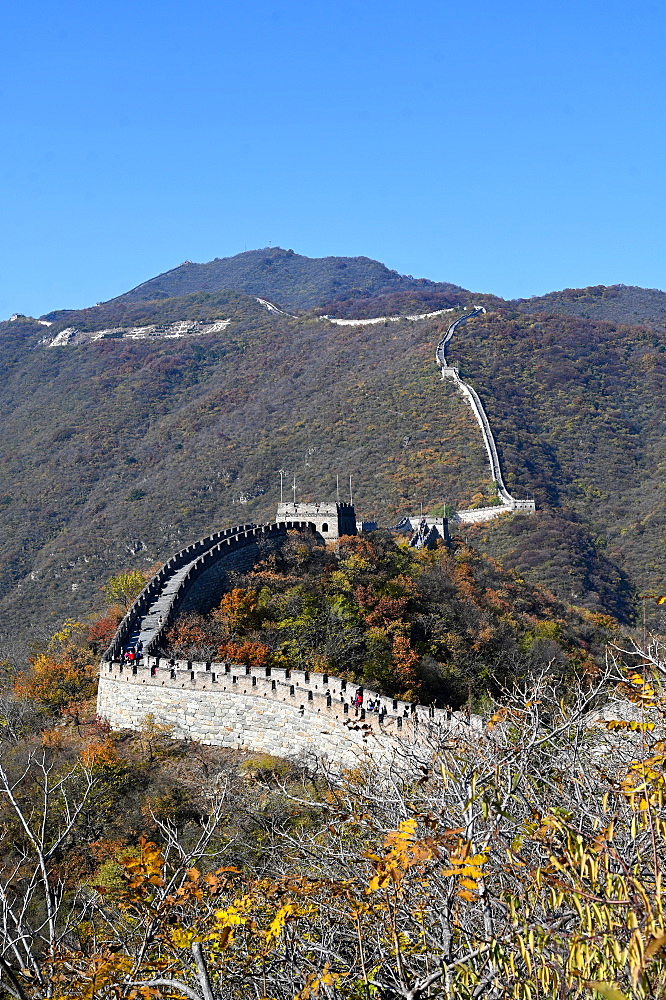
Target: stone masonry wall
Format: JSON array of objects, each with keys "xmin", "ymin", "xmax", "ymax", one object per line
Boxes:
[
  {"xmin": 98, "ymin": 658, "xmax": 480, "ymax": 766},
  {"xmin": 105, "ymin": 522, "xmax": 317, "ymax": 660},
  {"xmin": 177, "ymin": 536, "xmax": 281, "ymax": 615}
]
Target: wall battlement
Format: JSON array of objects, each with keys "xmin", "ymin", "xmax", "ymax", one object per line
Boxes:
[
  {"xmin": 98, "ymin": 656, "xmax": 481, "ymax": 765},
  {"xmin": 436, "ymin": 310, "xmax": 537, "ymax": 525},
  {"xmin": 104, "ymin": 520, "xmax": 319, "ymax": 661},
  {"xmin": 99, "ymin": 517, "xmax": 486, "ymax": 765},
  {"xmin": 276, "ymin": 502, "xmax": 356, "ymax": 541}
]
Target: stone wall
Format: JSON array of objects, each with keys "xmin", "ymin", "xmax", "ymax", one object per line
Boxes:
[
  {"xmin": 177, "ymin": 534, "xmax": 282, "ymax": 615},
  {"xmin": 98, "ymin": 658, "xmax": 481, "ymax": 766},
  {"xmin": 276, "ymin": 502, "xmax": 357, "ymax": 541},
  {"xmin": 441, "ymin": 367, "xmax": 536, "ymax": 522},
  {"xmin": 105, "ymin": 521, "xmax": 317, "ymax": 660},
  {"xmin": 104, "ymin": 523, "xmax": 258, "ymax": 659}
]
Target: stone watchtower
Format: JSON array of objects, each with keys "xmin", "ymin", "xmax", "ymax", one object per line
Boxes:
[{"xmin": 276, "ymin": 501, "xmax": 357, "ymax": 541}]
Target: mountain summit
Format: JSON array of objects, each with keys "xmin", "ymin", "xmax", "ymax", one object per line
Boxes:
[{"xmin": 108, "ymin": 247, "xmax": 471, "ymax": 312}]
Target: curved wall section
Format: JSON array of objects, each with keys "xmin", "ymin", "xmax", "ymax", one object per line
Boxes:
[
  {"xmin": 97, "ymin": 658, "xmax": 481, "ymax": 766},
  {"xmin": 105, "ymin": 521, "xmax": 318, "ymax": 660}
]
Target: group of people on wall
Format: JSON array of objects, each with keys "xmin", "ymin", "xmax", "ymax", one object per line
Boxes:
[{"xmin": 120, "ymin": 641, "xmax": 144, "ymax": 664}]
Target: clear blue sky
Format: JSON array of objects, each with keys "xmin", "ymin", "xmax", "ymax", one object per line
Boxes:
[{"xmin": 2, "ymin": 0, "xmax": 666, "ymax": 317}]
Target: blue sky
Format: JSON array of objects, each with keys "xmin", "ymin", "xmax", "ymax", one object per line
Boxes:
[{"xmin": 2, "ymin": 0, "xmax": 666, "ymax": 316}]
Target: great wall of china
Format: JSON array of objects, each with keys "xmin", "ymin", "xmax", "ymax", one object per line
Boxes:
[
  {"xmin": 98, "ymin": 657, "xmax": 479, "ymax": 767},
  {"xmin": 98, "ymin": 308, "xmax": 534, "ymax": 761},
  {"xmin": 436, "ymin": 307, "xmax": 536, "ymax": 524}
]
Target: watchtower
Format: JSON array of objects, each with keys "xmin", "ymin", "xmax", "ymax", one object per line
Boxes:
[{"xmin": 276, "ymin": 502, "xmax": 357, "ymax": 541}]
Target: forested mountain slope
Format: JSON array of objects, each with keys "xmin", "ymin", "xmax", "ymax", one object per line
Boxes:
[
  {"xmin": 2, "ymin": 251, "xmax": 666, "ymax": 657},
  {"xmin": 447, "ymin": 310, "xmax": 666, "ymax": 621},
  {"xmin": 0, "ymin": 298, "xmax": 494, "ymax": 658},
  {"xmin": 516, "ymin": 283, "xmax": 666, "ymax": 331},
  {"xmin": 101, "ymin": 247, "xmax": 476, "ymax": 312}
]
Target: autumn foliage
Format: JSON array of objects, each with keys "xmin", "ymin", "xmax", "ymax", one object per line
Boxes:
[
  {"xmin": 162, "ymin": 530, "xmax": 617, "ymax": 705},
  {"xmin": 2, "ymin": 644, "xmax": 665, "ymax": 999}
]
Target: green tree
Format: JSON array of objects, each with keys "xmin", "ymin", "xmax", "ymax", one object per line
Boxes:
[{"xmin": 103, "ymin": 570, "xmax": 147, "ymax": 610}]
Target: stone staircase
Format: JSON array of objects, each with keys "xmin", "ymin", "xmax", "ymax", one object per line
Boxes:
[{"xmin": 105, "ymin": 520, "xmax": 321, "ymax": 661}]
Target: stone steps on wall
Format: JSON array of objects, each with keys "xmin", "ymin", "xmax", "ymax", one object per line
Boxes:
[{"xmin": 110, "ymin": 520, "xmax": 326, "ymax": 660}]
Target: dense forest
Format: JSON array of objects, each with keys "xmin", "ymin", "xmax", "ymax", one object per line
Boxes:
[{"xmin": 159, "ymin": 529, "xmax": 617, "ymax": 707}]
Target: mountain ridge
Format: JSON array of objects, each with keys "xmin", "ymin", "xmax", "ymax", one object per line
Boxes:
[
  {"xmin": 105, "ymin": 247, "xmax": 475, "ymax": 313},
  {"xmin": 2, "ymin": 248, "xmax": 666, "ymax": 659}
]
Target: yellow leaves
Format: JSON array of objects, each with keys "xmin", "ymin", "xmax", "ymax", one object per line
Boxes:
[
  {"xmin": 48, "ymin": 619, "xmax": 86, "ymax": 650},
  {"xmin": 583, "ymin": 981, "xmax": 629, "ymax": 1000},
  {"xmin": 643, "ymin": 929, "xmax": 666, "ymax": 964},
  {"xmin": 365, "ymin": 819, "xmax": 439, "ymax": 896},
  {"xmin": 44, "ymin": 950, "xmax": 136, "ymax": 1000},
  {"xmin": 213, "ymin": 900, "xmax": 250, "ymax": 928},
  {"xmin": 367, "ymin": 871, "xmax": 391, "ymax": 893},
  {"xmin": 591, "ymin": 821, "xmax": 615, "ymax": 854},
  {"xmin": 265, "ymin": 901, "xmax": 313, "ymax": 941},
  {"xmin": 487, "ymin": 707, "xmax": 508, "ymax": 729},
  {"xmin": 210, "ymin": 893, "xmax": 257, "ymax": 950},
  {"xmin": 440, "ymin": 841, "xmax": 488, "ymax": 900},
  {"xmin": 620, "ymin": 671, "xmax": 661, "ymax": 707},
  {"xmin": 295, "ymin": 965, "xmax": 341, "ymax": 1000},
  {"xmin": 170, "ymin": 926, "xmax": 196, "ymax": 949},
  {"xmin": 606, "ymin": 719, "xmax": 656, "ymax": 732},
  {"xmin": 118, "ymin": 838, "xmax": 165, "ymax": 896},
  {"xmin": 79, "ymin": 738, "xmax": 121, "ymax": 770},
  {"xmin": 384, "ymin": 817, "xmax": 418, "ymax": 854}
]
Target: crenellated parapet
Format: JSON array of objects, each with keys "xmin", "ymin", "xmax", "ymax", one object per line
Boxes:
[
  {"xmin": 436, "ymin": 310, "xmax": 536, "ymax": 525},
  {"xmin": 97, "ymin": 656, "xmax": 482, "ymax": 765},
  {"xmin": 104, "ymin": 520, "xmax": 321, "ymax": 661}
]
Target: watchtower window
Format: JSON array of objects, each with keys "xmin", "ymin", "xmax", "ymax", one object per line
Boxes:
[{"xmin": 321, "ymin": 522, "xmax": 329, "ymax": 532}]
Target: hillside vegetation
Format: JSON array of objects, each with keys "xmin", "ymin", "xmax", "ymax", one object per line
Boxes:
[
  {"xmin": 2, "ymin": 249, "xmax": 666, "ymax": 1000},
  {"xmin": 108, "ymin": 247, "xmax": 474, "ymax": 312},
  {"xmin": 0, "ymin": 299, "xmax": 493, "ymax": 657},
  {"xmin": 1, "ymin": 249, "xmax": 666, "ymax": 656},
  {"xmin": 2, "ymin": 591, "xmax": 666, "ymax": 999},
  {"xmin": 161, "ymin": 529, "xmax": 616, "ymax": 707},
  {"xmin": 447, "ymin": 309, "xmax": 666, "ymax": 621},
  {"xmin": 516, "ymin": 282, "xmax": 666, "ymax": 332}
]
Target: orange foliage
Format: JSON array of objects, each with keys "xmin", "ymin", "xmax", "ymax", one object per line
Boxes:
[
  {"xmin": 217, "ymin": 640, "xmax": 271, "ymax": 668},
  {"xmin": 213, "ymin": 587, "xmax": 259, "ymax": 635},
  {"xmin": 80, "ymin": 739, "xmax": 122, "ymax": 770},
  {"xmin": 391, "ymin": 635, "xmax": 420, "ymax": 689},
  {"xmin": 337, "ymin": 535, "xmax": 377, "ymax": 562},
  {"xmin": 14, "ymin": 654, "xmax": 98, "ymax": 713},
  {"xmin": 164, "ymin": 613, "xmax": 210, "ymax": 650},
  {"xmin": 40, "ymin": 728, "xmax": 67, "ymax": 749},
  {"xmin": 88, "ymin": 613, "xmax": 122, "ymax": 646},
  {"xmin": 367, "ymin": 595, "xmax": 410, "ymax": 629}
]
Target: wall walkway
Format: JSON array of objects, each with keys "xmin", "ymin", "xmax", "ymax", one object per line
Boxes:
[
  {"xmin": 104, "ymin": 521, "xmax": 319, "ymax": 660},
  {"xmin": 436, "ymin": 309, "xmax": 536, "ymax": 525}
]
